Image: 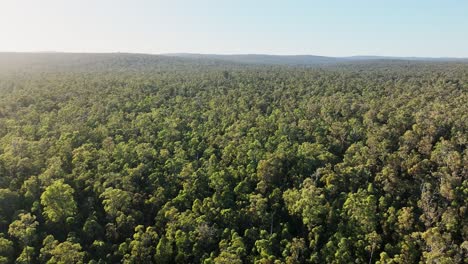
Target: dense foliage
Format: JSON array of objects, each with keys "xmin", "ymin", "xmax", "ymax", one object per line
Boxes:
[{"xmin": 0, "ymin": 55, "xmax": 467, "ymax": 263}]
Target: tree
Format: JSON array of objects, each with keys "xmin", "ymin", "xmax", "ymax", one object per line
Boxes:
[
  {"xmin": 282, "ymin": 237, "xmax": 307, "ymax": 264},
  {"xmin": 100, "ymin": 187, "xmax": 132, "ymax": 219},
  {"xmin": 39, "ymin": 235, "xmax": 85, "ymax": 264},
  {"xmin": 421, "ymin": 227, "xmax": 462, "ymax": 264},
  {"xmin": 342, "ymin": 188, "xmax": 377, "ymax": 235},
  {"xmin": 283, "ymin": 178, "xmax": 327, "ymax": 254},
  {"xmin": 212, "ymin": 230, "xmax": 246, "ymax": 264},
  {"xmin": 15, "ymin": 247, "xmax": 35, "ymax": 264},
  {"xmin": 0, "ymin": 189, "xmax": 20, "ymax": 228},
  {"xmin": 8, "ymin": 213, "xmax": 39, "ymax": 247},
  {"xmin": 40, "ymin": 180, "xmax": 77, "ymax": 223},
  {"xmin": 48, "ymin": 240, "xmax": 85, "ymax": 264},
  {"xmin": 8, "ymin": 213, "xmax": 39, "ymax": 263},
  {"xmin": 341, "ymin": 187, "xmax": 380, "ymax": 263},
  {"xmin": 284, "ymin": 178, "xmax": 327, "ymax": 230},
  {"xmin": 155, "ymin": 235, "xmax": 173, "ymax": 264},
  {"xmin": 0, "ymin": 235, "xmax": 14, "ymax": 264},
  {"xmin": 122, "ymin": 225, "xmax": 159, "ymax": 264}
]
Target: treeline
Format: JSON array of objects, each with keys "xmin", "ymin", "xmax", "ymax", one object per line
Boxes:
[{"xmin": 0, "ymin": 58, "xmax": 467, "ymax": 263}]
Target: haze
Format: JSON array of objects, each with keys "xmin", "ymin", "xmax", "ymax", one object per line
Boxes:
[{"xmin": 1, "ymin": 0, "xmax": 467, "ymax": 57}]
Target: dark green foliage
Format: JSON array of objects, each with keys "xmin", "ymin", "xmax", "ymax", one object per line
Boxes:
[{"xmin": 0, "ymin": 54, "xmax": 466, "ymax": 263}]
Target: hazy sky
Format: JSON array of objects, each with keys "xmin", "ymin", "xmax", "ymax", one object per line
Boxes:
[{"xmin": 1, "ymin": 0, "xmax": 467, "ymax": 57}]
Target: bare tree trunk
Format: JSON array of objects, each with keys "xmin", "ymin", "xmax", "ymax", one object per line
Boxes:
[{"xmin": 369, "ymin": 245, "xmax": 374, "ymax": 264}]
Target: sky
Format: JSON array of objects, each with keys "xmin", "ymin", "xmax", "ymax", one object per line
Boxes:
[{"xmin": 0, "ymin": 0, "xmax": 467, "ymax": 57}]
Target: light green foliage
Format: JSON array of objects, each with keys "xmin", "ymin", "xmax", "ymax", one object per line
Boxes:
[
  {"xmin": 155, "ymin": 235, "xmax": 173, "ymax": 264},
  {"xmin": 39, "ymin": 235, "xmax": 85, "ymax": 264},
  {"xmin": 15, "ymin": 246, "xmax": 35, "ymax": 264},
  {"xmin": 212, "ymin": 231, "xmax": 246, "ymax": 264},
  {"xmin": 40, "ymin": 180, "xmax": 77, "ymax": 223},
  {"xmin": 48, "ymin": 241, "xmax": 85, "ymax": 264},
  {"xmin": 122, "ymin": 225, "xmax": 159, "ymax": 264},
  {"xmin": 342, "ymin": 188, "xmax": 377, "ymax": 234},
  {"xmin": 8, "ymin": 213, "xmax": 39, "ymax": 247},
  {"xmin": 0, "ymin": 235, "xmax": 14, "ymax": 264},
  {"xmin": 100, "ymin": 187, "xmax": 132, "ymax": 219},
  {"xmin": 284, "ymin": 178, "xmax": 326, "ymax": 230}
]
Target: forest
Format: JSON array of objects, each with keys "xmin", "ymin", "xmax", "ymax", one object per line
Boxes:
[{"xmin": 0, "ymin": 54, "xmax": 466, "ymax": 263}]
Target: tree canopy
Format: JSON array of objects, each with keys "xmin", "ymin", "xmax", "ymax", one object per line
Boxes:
[{"xmin": 0, "ymin": 54, "xmax": 466, "ymax": 263}]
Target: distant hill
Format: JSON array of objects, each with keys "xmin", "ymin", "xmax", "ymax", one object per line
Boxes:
[
  {"xmin": 0, "ymin": 52, "xmax": 204, "ymax": 72},
  {"xmin": 165, "ymin": 53, "xmax": 468, "ymax": 65},
  {"xmin": 163, "ymin": 53, "xmax": 341, "ymax": 65},
  {"xmin": 345, "ymin": 55, "xmax": 468, "ymax": 62},
  {"xmin": 0, "ymin": 52, "xmax": 260, "ymax": 74},
  {"xmin": 1, "ymin": 52, "xmax": 467, "ymax": 73}
]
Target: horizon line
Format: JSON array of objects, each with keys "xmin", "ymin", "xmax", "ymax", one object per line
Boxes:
[{"xmin": 1, "ymin": 51, "xmax": 468, "ymax": 59}]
